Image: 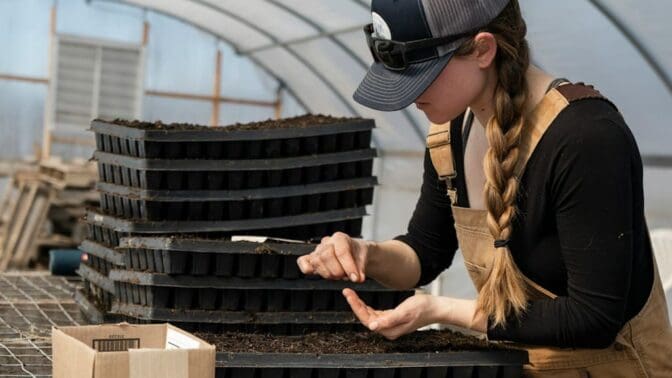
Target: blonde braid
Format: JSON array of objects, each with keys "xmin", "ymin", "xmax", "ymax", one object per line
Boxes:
[{"xmin": 456, "ymin": 0, "xmax": 531, "ymax": 327}]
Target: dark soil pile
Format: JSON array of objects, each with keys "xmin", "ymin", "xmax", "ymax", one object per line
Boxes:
[
  {"xmin": 97, "ymin": 114, "xmax": 361, "ymax": 131},
  {"xmin": 198, "ymin": 330, "xmax": 498, "ymax": 354}
]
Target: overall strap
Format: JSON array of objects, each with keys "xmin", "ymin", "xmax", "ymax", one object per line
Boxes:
[
  {"xmin": 427, "ymin": 114, "xmax": 461, "ymax": 204},
  {"xmin": 514, "ymin": 83, "xmax": 617, "ymax": 178}
]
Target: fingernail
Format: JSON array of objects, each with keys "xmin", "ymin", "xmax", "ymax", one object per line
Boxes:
[
  {"xmin": 369, "ymin": 322, "xmax": 378, "ymax": 331},
  {"xmin": 350, "ymin": 273, "xmax": 358, "ymax": 282}
]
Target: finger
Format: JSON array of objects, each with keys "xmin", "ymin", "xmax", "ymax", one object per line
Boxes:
[
  {"xmin": 343, "ymin": 289, "xmax": 373, "ymax": 326},
  {"xmin": 296, "ymin": 256, "xmax": 314, "ymax": 275},
  {"xmin": 331, "ymin": 233, "xmax": 361, "ymax": 282},
  {"xmin": 298, "ymin": 242, "xmax": 327, "ymax": 275},
  {"xmin": 299, "ymin": 242, "xmax": 331, "ymax": 276},
  {"xmin": 319, "ymin": 246, "xmax": 346, "ymax": 279},
  {"xmin": 321, "ymin": 236, "xmax": 331, "ymax": 244}
]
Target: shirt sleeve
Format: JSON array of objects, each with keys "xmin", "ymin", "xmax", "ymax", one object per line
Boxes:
[
  {"xmin": 488, "ymin": 112, "xmax": 637, "ymax": 348},
  {"xmin": 395, "ymin": 148, "xmax": 459, "ymax": 287}
]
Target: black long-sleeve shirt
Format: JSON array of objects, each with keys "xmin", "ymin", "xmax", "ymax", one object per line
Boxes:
[{"xmin": 395, "ymin": 98, "xmax": 654, "ymax": 348}]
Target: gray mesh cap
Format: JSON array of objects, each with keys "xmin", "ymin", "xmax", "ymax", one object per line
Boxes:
[{"xmin": 353, "ymin": 0, "xmax": 511, "ymax": 112}]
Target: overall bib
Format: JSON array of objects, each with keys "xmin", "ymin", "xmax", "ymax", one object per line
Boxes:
[{"xmin": 426, "ymin": 83, "xmax": 672, "ymax": 377}]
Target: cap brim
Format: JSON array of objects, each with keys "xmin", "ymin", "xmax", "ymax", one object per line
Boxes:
[{"xmin": 353, "ymin": 52, "xmax": 454, "ymax": 112}]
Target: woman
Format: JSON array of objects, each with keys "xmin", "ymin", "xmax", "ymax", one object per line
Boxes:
[{"xmin": 297, "ymin": 0, "xmax": 672, "ymax": 376}]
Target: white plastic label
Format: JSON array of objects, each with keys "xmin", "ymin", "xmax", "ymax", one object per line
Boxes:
[{"xmin": 165, "ymin": 328, "xmax": 200, "ymax": 350}]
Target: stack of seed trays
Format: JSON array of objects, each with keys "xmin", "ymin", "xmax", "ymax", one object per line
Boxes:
[
  {"xmin": 92, "ymin": 115, "xmax": 376, "ymax": 229},
  {"xmin": 75, "ymin": 219, "xmax": 128, "ymax": 322},
  {"xmin": 76, "ymin": 115, "xmax": 382, "ymax": 329},
  {"xmin": 108, "ymin": 236, "xmax": 415, "ymax": 334}
]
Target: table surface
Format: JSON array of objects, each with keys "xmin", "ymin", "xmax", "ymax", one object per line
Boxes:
[{"xmin": 0, "ymin": 272, "xmax": 85, "ymax": 377}]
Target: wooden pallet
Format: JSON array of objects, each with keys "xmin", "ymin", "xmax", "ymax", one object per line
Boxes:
[
  {"xmin": 0, "ymin": 158, "xmax": 98, "ymax": 271},
  {"xmin": 38, "ymin": 157, "xmax": 97, "ymax": 190},
  {"xmin": 0, "ymin": 172, "xmax": 55, "ymax": 270}
]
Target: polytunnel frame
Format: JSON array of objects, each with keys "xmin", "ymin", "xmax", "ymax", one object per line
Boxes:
[
  {"xmin": 103, "ymin": 0, "xmax": 671, "ymax": 166},
  {"xmin": 102, "ymin": 0, "xmax": 428, "ymax": 149}
]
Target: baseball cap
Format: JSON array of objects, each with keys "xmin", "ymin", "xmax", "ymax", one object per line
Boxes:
[{"xmin": 353, "ymin": 0, "xmax": 511, "ymax": 112}]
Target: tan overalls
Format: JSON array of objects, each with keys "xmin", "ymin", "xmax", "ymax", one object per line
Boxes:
[{"xmin": 426, "ymin": 83, "xmax": 672, "ymax": 377}]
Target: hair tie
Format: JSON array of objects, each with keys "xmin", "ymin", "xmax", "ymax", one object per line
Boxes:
[{"xmin": 494, "ymin": 239, "xmax": 509, "ymax": 249}]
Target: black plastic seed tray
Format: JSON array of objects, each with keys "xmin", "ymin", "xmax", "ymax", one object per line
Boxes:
[
  {"xmin": 78, "ymin": 263, "xmax": 115, "ymax": 295},
  {"xmin": 118, "ymin": 237, "xmax": 311, "ymax": 277},
  {"xmin": 94, "ymin": 148, "xmax": 375, "ymax": 191},
  {"xmin": 97, "ymin": 176, "xmax": 376, "ymax": 221},
  {"xmin": 86, "ymin": 207, "xmax": 365, "ymax": 236},
  {"xmin": 109, "ymin": 269, "xmax": 414, "ymax": 310},
  {"xmin": 91, "ymin": 117, "xmax": 374, "ymax": 159},
  {"xmin": 74, "ymin": 286, "xmax": 120, "ymax": 324},
  {"xmin": 111, "ymin": 301, "xmax": 363, "ymax": 325},
  {"xmin": 120, "ymin": 246, "xmax": 309, "ymax": 277},
  {"xmin": 213, "ymin": 352, "xmax": 527, "ymax": 378},
  {"xmin": 79, "ymin": 239, "xmax": 125, "ymax": 276},
  {"xmin": 111, "ymin": 277, "xmax": 413, "ymax": 312},
  {"xmin": 86, "ymin": 221, "xmax": 130, "ymax": 248}
]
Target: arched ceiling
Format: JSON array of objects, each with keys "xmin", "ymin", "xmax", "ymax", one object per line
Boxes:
[{"xmin": 109, "ymin": 0, "xmax": 672, "ymax": 159}]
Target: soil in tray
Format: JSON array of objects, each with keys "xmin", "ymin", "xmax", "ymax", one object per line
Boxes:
[
  {"xmin": 101, "ymin": 114, "xmax": 361, "ymax": 131},
  {"xmin": 197, "ymin": 330, "xmax": 497, "ymax": 354}
]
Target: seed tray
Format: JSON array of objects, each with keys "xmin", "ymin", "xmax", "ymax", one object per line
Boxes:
[
  {"xmin": 98, "ymin": 182, "xmax": 375, "ymax": 221},
  {"xmin": 213, "ymin": 354, "xmax": 526, "ymax": 378},
  {"xmin": 110, "ymin": 269, "xmax": 403, "ymax": 291},
  {"xmin": 79, "ymin": 239, "xmax": 125, "ymax": 275},
  {"xmin": 91, "ymin": 117, "xmax": 373, "ymax": 159},
  {"xmin": 113, "ymin": 280, "xmax": 413, "ymax": 312},
  {"xmin": 94, "ymin": 149, "xmax": 375, "ymax": 191},
  {"xmin": 110, "ymin": 301, "xmax": 364, "ymax": 325},
  {"xmin": 97, "ymin": 160, "xmax": 375, "ymax": 191},
  {"xmin": 86, "ymin": 207, "xmax": 365, "ymax": 235},
  {"xmin": 77, "ymin": 263, "xmax": 115, "ymax": 295},
  {"xmin": 87, "ymin": 211, "xmax": 363, "ymax": 246},
  {"xmin": 119, "ymin": 237, "xmax": 315, "ymax": 276},
  {"xmin": 73, "ymin": 286, "xmax": 118, "ymax": 324},
  {"xmin": 78, "ymin": 277, "xmax": 113, "ymax": 316},
  {"xmin": 121, "ymin": 247, "xmax": 311, "ymax": 277},
  {"xmin": 120, "ymin": 236, "xmax": 317, "ymax": 253},
  {"xmin": 86, "ymin": 221, "xmax": 130, "ymax": 248}
]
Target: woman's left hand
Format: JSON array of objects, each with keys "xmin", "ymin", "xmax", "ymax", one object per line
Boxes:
[
  {"xmin": 343, "ymin": 288, "xmax": 487, "ymax": 340},
  {"xmin": 342, "ymin": 288, "xmax": 438, "ymax": 340}
]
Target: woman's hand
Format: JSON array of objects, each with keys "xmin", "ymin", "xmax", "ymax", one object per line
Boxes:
[
  {"xmin": 343, "ymin": 288, "xmax": 438, "ymax": 340},
  {"xmin": 343, "ymin": 289, "xmax": 488, "ymax": 340},
  {"xmin": 296, "ymin": 232, "xmax": 371, "ymax": 283}
]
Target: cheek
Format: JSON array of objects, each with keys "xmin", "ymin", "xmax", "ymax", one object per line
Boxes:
[{"xmin": 418, "ymin": 60, "xmax": 484, "ymax": 124}]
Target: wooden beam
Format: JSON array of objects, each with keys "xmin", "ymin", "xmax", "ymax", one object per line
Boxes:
[
  {"xmin": 49, "ymin": 132, "xmax": 96, "ymax": 147},
  {"xmin": 0, "ymin": 74, "xmax": 49, "ymax": 85},
  {"xmin": 42, "ymin": 4, "xmax": 58, "ymax": 160},
  {"xmin": 0, "ymin": 162, "xmax": 37, "ymax": 178},
  {"xmin": 142, "ymin": 20, "xmax": 150, "ymax": 46},
  {"xmin": 274, "ymin": 86, "xmax": 283, "ymax": 120},
  {"xmin": 145, "ymin": 90, "xmax": 277, "ymax": 108},
  {"xmin": 211, "ymin": 50, "xmax": 222, "ymax": 126}
]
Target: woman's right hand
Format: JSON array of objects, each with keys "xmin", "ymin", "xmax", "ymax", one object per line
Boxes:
[{"xmin": 296, "ymin": 232, "xmax": 371, "ymax": 283}]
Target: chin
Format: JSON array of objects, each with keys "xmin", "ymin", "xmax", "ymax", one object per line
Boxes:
[
  {"xmin": 424, "ymin": 112, "xmax": 452, "ymax": 125},
  {"xmin": 422, "ymin": 108, "xmax": 465, "ymax": 125}
]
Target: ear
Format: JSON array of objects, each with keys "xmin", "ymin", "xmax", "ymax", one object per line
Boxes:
[{"xmin": 472, "ymin": 32, "xmax": 498, "ymax": 69}]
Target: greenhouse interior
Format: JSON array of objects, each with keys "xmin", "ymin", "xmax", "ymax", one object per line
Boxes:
[{"xmin": 0, "ymin": 0, "xmax": 670, "ymax": 377}]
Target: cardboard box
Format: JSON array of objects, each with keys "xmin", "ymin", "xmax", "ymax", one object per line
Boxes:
[{"xmin": 52, "ymin": 323, "xmax": 215, "ymax": 378}]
